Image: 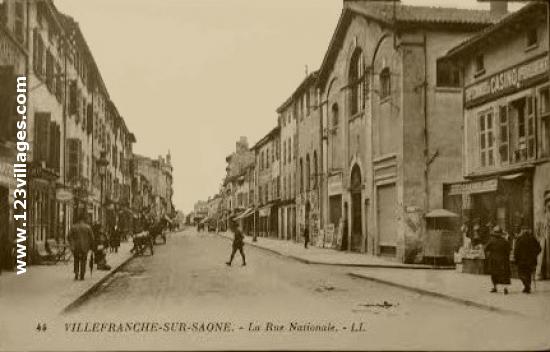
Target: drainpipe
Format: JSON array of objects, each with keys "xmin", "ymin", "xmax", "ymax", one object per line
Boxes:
[{"xmin": 423, "ymin": 33, "xmax": 430, "ymax": 212}]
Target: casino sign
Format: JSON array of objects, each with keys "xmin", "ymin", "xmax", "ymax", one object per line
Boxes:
[{"xmin": 465, "ymin": 54, "xmax": 549, "ymax": 108}]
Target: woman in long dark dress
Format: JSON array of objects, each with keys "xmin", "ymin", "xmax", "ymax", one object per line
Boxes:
[{"xmin": 484, "ymin": 226, "xmax": 511, "ymax": 294}]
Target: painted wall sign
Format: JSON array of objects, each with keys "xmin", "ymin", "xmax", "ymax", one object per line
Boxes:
[
  {"xmin": 465, "ymin": 55, "xmax": 549, "ymax": 107},
  {"xmin": 448, "ymin": 178, "xmax": 498, "ymax": 196}
]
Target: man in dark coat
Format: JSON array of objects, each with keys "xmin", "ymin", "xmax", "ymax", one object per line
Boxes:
[
  {"xmin": 304, "ymin": 225, "xmax": 310, "ymax": 249},
  {"xmin": 484, "ymin": 226, "xmax": 511, "ymax": 294},
  {"xmin": 68, "ymin": 214, "xmax": 94, "ymax": 280},
  {"xmin": 226, "ymin": 220, "xmax": 246, "ymax": 266},
  {"xmin": 514, "ymin": 227, "xmax": 541, "ymax": 293}
]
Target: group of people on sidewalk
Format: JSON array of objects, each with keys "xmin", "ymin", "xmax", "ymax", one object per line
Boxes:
[
  {"xmin": 68, "ymin": 214, "xmax": 121, "ymax": 281},
  {"xmin": 485, "ymin": 225, "xmax": 541, "ymax": 294}
]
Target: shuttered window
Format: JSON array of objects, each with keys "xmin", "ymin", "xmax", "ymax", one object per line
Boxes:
[
  {"xmin": 0, "ymin": 66, "xmax": 16, "ymax": 142},
  {"xmin": 67, "ymin": 138, "xmax": 82, "ymax": 182},
  {"xmin": 34, "ymin": 112, "xmax": 51, "ymax": 164},
  {"xmin": 48, "ymin": 121, "xmax": 60, "ymax": 172}
]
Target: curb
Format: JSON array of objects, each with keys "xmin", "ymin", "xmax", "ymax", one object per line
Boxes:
[
  {"xmin": 61, "ymin": 253, "xmax": 135, "ymax": 314},
  {"xmin": 218, "ymin": 233, "xmax": 453, "ymax": 270},
  {"xmin": 348, "ymin": 272, "xmax": 522, "ymax": 316}
]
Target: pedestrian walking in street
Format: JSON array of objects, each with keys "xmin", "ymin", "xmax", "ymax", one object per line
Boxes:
[
  {"xmin": 484, "ymin": 226, "xmax": 511, "ymax": 294},
  {"xmin": 304, "ymin": 225, "xmax": 310, "ymax": 249},
  {"xmin": 109, "ymin": 225, "xmax": 121, "ymax": 253},
  {"xmin": 226, "ymin": 219, "xmax": 246, "ymax": 267},
  {"xmin": 514, "ymin": 226, "xmax": 541, "ymax": 294},
  {"xmin": 68, "ymin": 213, "xmax": 94, "ymax": 281}
]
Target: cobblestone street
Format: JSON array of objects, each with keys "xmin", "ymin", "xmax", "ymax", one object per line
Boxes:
[{"xmin": 2, "ymin": 229, "xmax": 546, "ymax": 351}]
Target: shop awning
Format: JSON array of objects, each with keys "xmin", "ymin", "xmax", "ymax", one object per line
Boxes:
[
  {"xmin": 500, "ymin": 173, "xmax": 524, "ymax": 181},
  {"xmin": 426, "ymin": 209, "xmax": 459, "ymax": 218},
  {"xmin": 234, "ymin": 208, "xmax": 254, "ymax": 220}
]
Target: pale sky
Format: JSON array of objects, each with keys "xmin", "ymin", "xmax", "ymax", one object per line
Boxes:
[{"xmin": 54, "ymin": 0, "xmax": 523, "ymax": 214}]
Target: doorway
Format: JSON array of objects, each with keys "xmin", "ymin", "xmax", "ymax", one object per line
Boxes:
[{"xmin": 350, "ymin": 165, "xmax": 362, "ymax": 252}]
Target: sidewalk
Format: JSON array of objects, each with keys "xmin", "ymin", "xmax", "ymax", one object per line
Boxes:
[
  {"xmin": 0, "ymin": 240, "xmax": 134, "ymax": 318},
  {"xmin": 350, "ymin": 268, "xmax": 550, "ymax": 319},
  {"xmin": 218, "ymin": 231, "xmax": 453, "ymax": 269},
  {"xmin": 219, "ymin": 232, "xmax": 549, "ymax": 319}
]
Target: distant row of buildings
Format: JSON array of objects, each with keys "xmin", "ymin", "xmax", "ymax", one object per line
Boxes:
[
  {"xmin": 0, "ymin": 0, "xmax": 174, "ymax": 267},
  {"xmin": 202, "ymin": 0, "xmax": 548, "ymax": 271}
]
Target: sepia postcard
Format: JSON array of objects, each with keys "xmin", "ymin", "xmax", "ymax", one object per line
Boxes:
[{"xmin": 0, "ymin": 0, "xmax": 549, "ymax": 350}]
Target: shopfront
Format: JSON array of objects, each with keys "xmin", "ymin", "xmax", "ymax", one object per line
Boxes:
[{"xmin": 445, "ymin": 172, "xmax": 534, "ymax": 275}]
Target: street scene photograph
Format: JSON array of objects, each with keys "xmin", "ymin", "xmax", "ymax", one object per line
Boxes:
[{"xmin": 0, "ymin": 0, "xmax": 549, "ymax": 350}]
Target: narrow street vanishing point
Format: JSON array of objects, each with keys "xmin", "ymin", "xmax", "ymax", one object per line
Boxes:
[{"xmin": 50, "ymin": 229, "xmax": 550, "ymax": 351}]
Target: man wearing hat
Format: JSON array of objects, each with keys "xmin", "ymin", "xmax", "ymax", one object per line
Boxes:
[
  {"xmin": 226, "ymin": 218, "xmax": 246, "ymax": 267},
  {"xmin": 484, "ymin": 225, "xmax": 511, "ymax": 294},
  {"xmin": 536, "ymin": 190, "xmax": 550, "ymax": 280},
  {"xmin": 514, "ymin": 225, "xmax": 541, "ymax": 293}
]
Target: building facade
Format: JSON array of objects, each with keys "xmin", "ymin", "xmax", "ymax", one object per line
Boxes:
[
  {"xmin": 276, "ymin": 88, "xmax": 298, "ymax": 242},
  {"xmin": 252, "ymin": 127, "xmax": 280, "ymax": 238},
  {"xmin": 442, "ymin": 2, "xmax": 549, "ymax": 276},
  {"xmin": 316, "ymin": 0, "xmax": 501, "ymax": 262}
]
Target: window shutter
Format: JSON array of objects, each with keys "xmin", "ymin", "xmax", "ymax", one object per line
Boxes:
[
  {"xmin": 69, "ymin": 81, "xmax": 77, "ymax": 115},
  {"xmin": 48, "ymin": 121, "xmax": 56, "ymax": 169},
  {"xmin": 0, "ymin": 66, "xmax": 15, "ymax": 142},
  {"xmin": 87, "ymin": 103, "xmax": 93, "ymax": 134},
  {"xmin": 34, "ymin": 113, "xmax": 51, "ymax": 164}
]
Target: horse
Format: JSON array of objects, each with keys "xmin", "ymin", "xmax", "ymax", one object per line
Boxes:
[
  {"xmin": 150, "ymin": 218, "xmax": 169, "ymax": 245},
  {"xmin": 131, "ymin": 231, "xmax": 154, "ymax": 256}
]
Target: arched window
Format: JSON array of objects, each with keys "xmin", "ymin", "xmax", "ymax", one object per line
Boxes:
[
  {"xmin": 306, "ymin": 154, "xmax": 311, "ymax": 191},
  {"xmin": 331, "ymin": 103, "xmax": 339, "ymax": 128},
  {"xmin": 380, "ymin": 67, "xmax": 391, "ymax": 99},
  {"xmin": 299, "ymin": 158, "xmax": 304, "ymax": 193},
  {"xmin": 349, "ymin": 48, "xmax": 366, "ymax": 115},
  {"xmin": 313, "ymin": 151, "xmax": 318, "ymax": 189}
]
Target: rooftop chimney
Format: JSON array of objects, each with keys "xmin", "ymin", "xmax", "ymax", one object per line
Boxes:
[{"xmin": 490, "ymin": 1, "xmax": 507, "ymax": 16}]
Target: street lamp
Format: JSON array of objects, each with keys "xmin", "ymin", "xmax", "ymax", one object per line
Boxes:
[{"xmin": 97, "ymin": 151, "xmax": 109, "ymax": 226}]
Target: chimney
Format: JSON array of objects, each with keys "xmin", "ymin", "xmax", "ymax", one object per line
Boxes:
[{"xmin": 490, "ymin": 1, "xmax": 507, "ymax": 16}]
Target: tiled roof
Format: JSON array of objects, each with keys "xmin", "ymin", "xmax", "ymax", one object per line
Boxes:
[
  {"xmin": 443, "ymin": 1, "xmax": 546, "ymax": 59},
  {"xmin": 345, "ymin": 0, "xmax": 503, "ymax": 26},
  {"xmin": 276, "ymin": 71, "xmax": 319, "ymax": 113}
]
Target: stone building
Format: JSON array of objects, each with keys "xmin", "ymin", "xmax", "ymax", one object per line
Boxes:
[
  {"xmin": 0, "ymin": 0, "xmax": 137, "ymax": 264},
  {"xmin": 133, "ymin": 153, "xmax": 174, "ymax": 220},
  {"xmin": 221, "ymin": 136, "xmax": 254, "ymax": 230},
  {"xmin": 441, "ymin": 2, "xmax": 549, "ymax": 275},
  {"xmin": 292, "ymin": 72, "xmax": 323, "ymax": 247},
  {"xmin": 252, "ymin": 127, "xmax": 280, "ymax": 238},
  {"xmin": 316, "ymin": 0, "xmax": 502, "ymax": 262},
  {"xmin": 0, "ymin": 0, "xmax": 27, "ymax": 269},
  {"xmin": 276, "ymin": 83, "xmax": 298, "ymax": 242}
]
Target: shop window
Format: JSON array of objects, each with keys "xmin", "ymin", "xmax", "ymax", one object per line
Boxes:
[
  {"xmin": 475, "ymin": 54, "xmax": 485, "ymax": 75},
  {"xmin": 526, "ymin": 28, "xmax": 538, "ymax": 48},
  {"xmin": 479, "ymin": 109, "xmax": 494, "ymax": 167},
  {"xmin": 436, "ymin": 59, "xmax": 461, "ymax": 87},
  {"xmin": 498, "ymin": 106, "xmax": 509, "ymax": 164},
  {"xmin": 379, "ymin": 67, "xmax": 391, "ymax": 99}
]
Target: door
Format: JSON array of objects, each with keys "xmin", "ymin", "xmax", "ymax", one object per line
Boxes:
[
  {"xmin": 377, "ymin": 184, "xmax": 397, "ymax": 256},
  {"xmin": 350, "ymin": 165, "xmax": 362, "ymax": 252}
]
